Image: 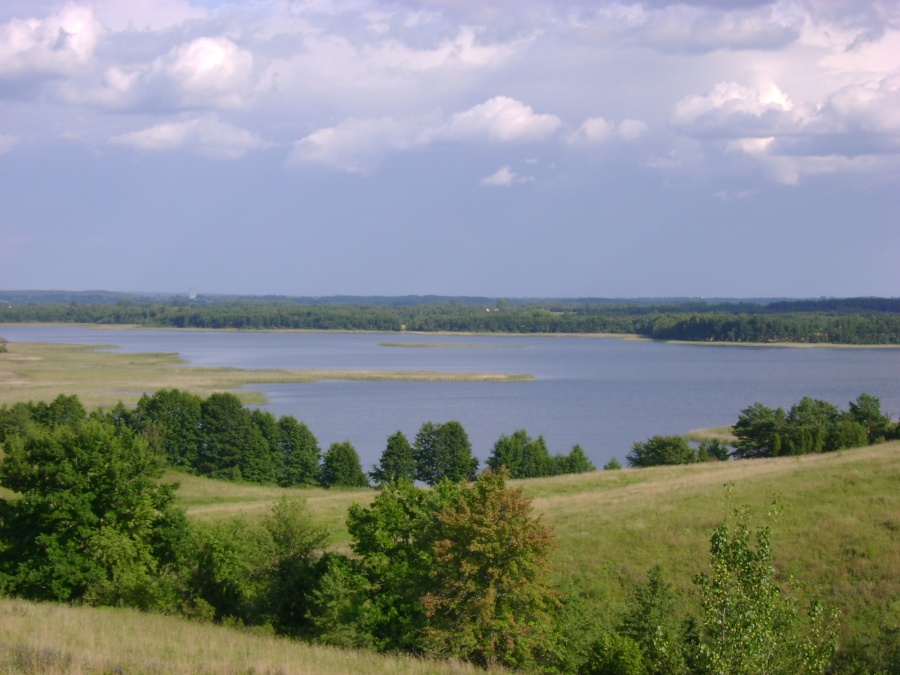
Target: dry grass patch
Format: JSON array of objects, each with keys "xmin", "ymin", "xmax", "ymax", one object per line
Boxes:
[
  {"xmin": 0, "ymin": 599, "xmax": 498, "ymax": 675},
  {"xmin": 684, "ymin": 426, "xmax": 737, "ymax": 443}
]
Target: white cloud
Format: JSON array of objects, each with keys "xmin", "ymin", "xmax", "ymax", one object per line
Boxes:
[
  {"xmin": 671, "ymin": 81, "xmax": 803, "ymax": 138},
  {"xmin": 568, "ymin": 116, "xmax": 649, "ymax": 144},
  {"xmin": 435, "ymin": 96, "xmax": 561, "ymax": 143},
  {"xmin": 61, "ymin": 34, "xmax": 265, "ymax": 111},
  {"xmin": 288, "ymin": 97, "xmax": 563, "ymax": 172},
  {"xmin": 823, "ymin": 75, "xmax": 900, "ymax": 136},
  {"xmin": 287, "ymin": 116, "xmax": 423, "ymax": 173},
  {"xmin": 110, "ymin": 115, "xmax": 268, "ymax": 160},
  {"xmin": 153, "ymin": 36, "xmax": 259, "ymax": 109},
  {"xmin": 569, "ymin": 117, "xmax": 615, "ymax": 143},
  {"xmin": 480, "ymin": 165, "xmax": 533, "ymax": 186},
  {"xmin": 0, "ymin": 5, "xmax": 104, "ymax": 79},
  {"xmin": 618, "ymin": 119, "xmax": 648, "ymax": 140}
]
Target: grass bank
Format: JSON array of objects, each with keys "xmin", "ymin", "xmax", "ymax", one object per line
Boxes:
[
  {"xmin": 171, "ymin": 443, "xmax": 899, "ymax": 645},
  {"xmin": 0, "ymin": 341, "xmax": 532, "ymax": 409},
  {"xmin": 0, "ymin": 599, "xmax": 496, "ymax": 675}
]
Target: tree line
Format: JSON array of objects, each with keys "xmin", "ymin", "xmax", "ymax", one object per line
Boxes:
[
  {"xmin": 617, "ymin": 393, "xmax": 898, "ymax": 470},
  {"xmin": 2, "ymin": 295, "xmax": 899, "ymax": 343},
  {"xmin": 0, "ymin": 408, "xmax": 846, "ymax": 673},
  {"xmin": 0, "ymin": 391, "xmax": 596, "ymax": 490}
]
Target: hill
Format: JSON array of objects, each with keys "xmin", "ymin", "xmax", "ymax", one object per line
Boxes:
[{"xmin": 1, "ymin": 441, "xmax": 896, "ymax": 671}]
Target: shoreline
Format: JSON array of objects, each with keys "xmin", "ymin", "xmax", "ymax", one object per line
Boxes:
[{"xmin": 3, "ymin": 322, "xmax": 899, "ymax": 348}]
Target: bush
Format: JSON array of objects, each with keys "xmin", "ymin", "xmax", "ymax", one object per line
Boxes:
[
  {"xmin": 627, "ymin": 436, "xmax": 697, "ymax": 468},
  {"xmin": 320, "ymin": 441, "xmax": 369, "ymax": 488}
]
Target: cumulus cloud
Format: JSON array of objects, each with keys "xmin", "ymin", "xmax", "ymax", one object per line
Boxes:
[
  {"xmin": 480, "ymin": 165, "xmax": 534, "ymax": 186},
  {"xmin": 568, "ymin": 116, "xmax": 648, "ymax": 144},
  {"xmin": 671, "ymin": 81, "xmax": 803, "ymax": 139},
  {"xmin": 287, "ymin": 116, "xmax": 423, "ymax": 173},
  {"xmin": 110, "ymin": 115, "xmax": 268, "ymax": 159},
  {"xmin": 152, "ymin": 37, "xmax": 259, "ymax": 109},
  {"xmin": 289, "ymin": 96, "xmax": 563, "ymax": 172},
  {"xmin": 0, "ymin": 5, "xmax": 104, "ymax": 81},
  {"xmin": 60, "ymin": 34, "xmax": 264, "ymax": 111},
  {"xmin": 434, "ymin": 96, "xmax": 562, "ymax": 143}
]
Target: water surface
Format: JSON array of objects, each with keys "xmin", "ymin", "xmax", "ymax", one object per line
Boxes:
[{"xmin": 2, "ymin": 325, "xmax": 898, "ymax": 470}]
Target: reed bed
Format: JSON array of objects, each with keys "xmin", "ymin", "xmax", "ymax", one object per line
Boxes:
[{"xmin": 0, "ymin": 342, "xmax": 531, "ymax": 409}]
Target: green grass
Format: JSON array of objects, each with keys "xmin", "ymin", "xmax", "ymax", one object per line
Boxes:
[
  {"xmin": 171, "ymin": 443, "xmax": 899, "ymax": 647},
  {"xmin": 1, "ymin": 443, "xmax": 896, "ymax": 671}
]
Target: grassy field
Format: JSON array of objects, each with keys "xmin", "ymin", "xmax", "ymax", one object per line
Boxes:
[
  {"xmin": 0, "ymin": 599, "xmax": 499, "ymax": 675},
  {"xmin": 0, "ymin": 341, "xmax": 532, "ymax": 409},
  {"xmin": 0, "ymin": 443, "xmax": 895, "ymax": 671},
  {"xmin": 169, "ymin": 442, "xmax": 899, "ymax": 641}
]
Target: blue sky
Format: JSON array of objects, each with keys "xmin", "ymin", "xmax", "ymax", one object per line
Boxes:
[{"xmin": 1, "ymin": 0, "xmax": 898, "ymax": 298}]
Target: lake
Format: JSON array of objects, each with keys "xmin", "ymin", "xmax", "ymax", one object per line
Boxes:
[{"xmin": 2, "ymin": 325, "xmax": 899, "ymax": 470}]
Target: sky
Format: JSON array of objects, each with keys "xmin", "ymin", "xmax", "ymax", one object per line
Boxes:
[{"xmin": 0, "ymin": 0, "xmax": 898, "ymax": 299}]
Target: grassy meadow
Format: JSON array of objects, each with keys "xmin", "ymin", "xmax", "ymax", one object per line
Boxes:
[
  {"xmin": 1, "ymin": 336, "xmax": 897, "ymax": 671},
  {"xmin": 0, "ymin": 599, "xmax": 497, "ymax": 675},
  {"xmin": 0, "ymin": 443, "xmax": 895, "ymax": 672},
  {"xmin": 171, "ymin": 442, "xmax": 899, "ymax": 636}
]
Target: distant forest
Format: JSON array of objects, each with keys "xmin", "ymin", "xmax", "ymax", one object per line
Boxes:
[{"xmin": 1, "ymin": 292, "xmax": 899, "ymax": 345}]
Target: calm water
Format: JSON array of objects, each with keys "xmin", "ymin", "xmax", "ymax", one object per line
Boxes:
[{"xmin": 3, "ymin": 325, "xmax": 899, "ymax": 470}]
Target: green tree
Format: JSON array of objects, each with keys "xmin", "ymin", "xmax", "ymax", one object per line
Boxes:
[
  {"xmin": 847, "ymin": 393, "xmax": 893, "ymax": 443},
  {"xmin": 346, "ymin": 479, "xmax": 462, "ymax": 651},
  {"xmin": 693, "ymin": 491, "xmax": 837, "ymax": 674},
  {"xmin": 413, "ymin": 421, "xmax": 478, "ymax": 486},
  {"xmin": 557, "ymin": 443, "xmax": 597, "ymax": 475},
  {"xmin": 190, "ymin": 498, "xmax": 328, "ymax": 632},
  {"xmin": 580, "ymin": 632, "xmax": 645, "ymax": 675},
  {"xmin": 0, "ymin": 419, "xmax": 190, "ymax": 610},
  {"xmin": 603, "ymin": 457, "xmax": 622, "ymax": 470},
  {"xmin": 619, "ymin": 565, "xmax": 685, "ymax": 674},
  {"xmin": 487, "ymin": 429, "xmax": 554, "ymax": 478},
  {"xmin": 320, "ymin": 441, "xmax": 368, "ymax": 488},
  {"xmin": 698, "ymin": 440, "xmax": 731, "ymax": 462},
  {"xmin": 421, "ymin": 468, "xmax": 560, "ymax": 670},
  {"xmin": 198, "ymin": 393, "xmax": 273, "ymax": 482},
  {"xmin": 134, "ymin": 389, "xmax": 203, "ymax": 469},
  {"xmin": 370, "ymin": 430, "xmax": 416, "ymax": 486},
  {"xmin": 732, "ymin": 402, "xmax": 786, "ymax": 459},
  {"xmin": 40, "ymin": 393, "xmax": 87, "ymax": 428},
  {"xmin": 276, "ymin": 415, "xmax": 320, "ymax": 487},
  {"xmin": 627, "ymin": 435, "xmax": 697, "ymax": 468},
  {"xmin": 783, "ymin": 398, "xmax": 841, "ymax": 454}
]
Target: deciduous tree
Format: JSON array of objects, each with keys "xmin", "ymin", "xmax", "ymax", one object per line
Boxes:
[{"xmin": 0, "ymin": 419, "xmax": 190, "ymax": 610}]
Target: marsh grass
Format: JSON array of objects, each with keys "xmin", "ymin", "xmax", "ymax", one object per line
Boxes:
[
  {"xmin": 684, "ymin": 426, "xmax": 737, "ymax": 443},
  {"xmin": 0, "ymin": 599, "xmax": 497, "ymax": 674},
  {"xmin": 0, "ymin": 342, "xmax": 532, "ymax": 408}
]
